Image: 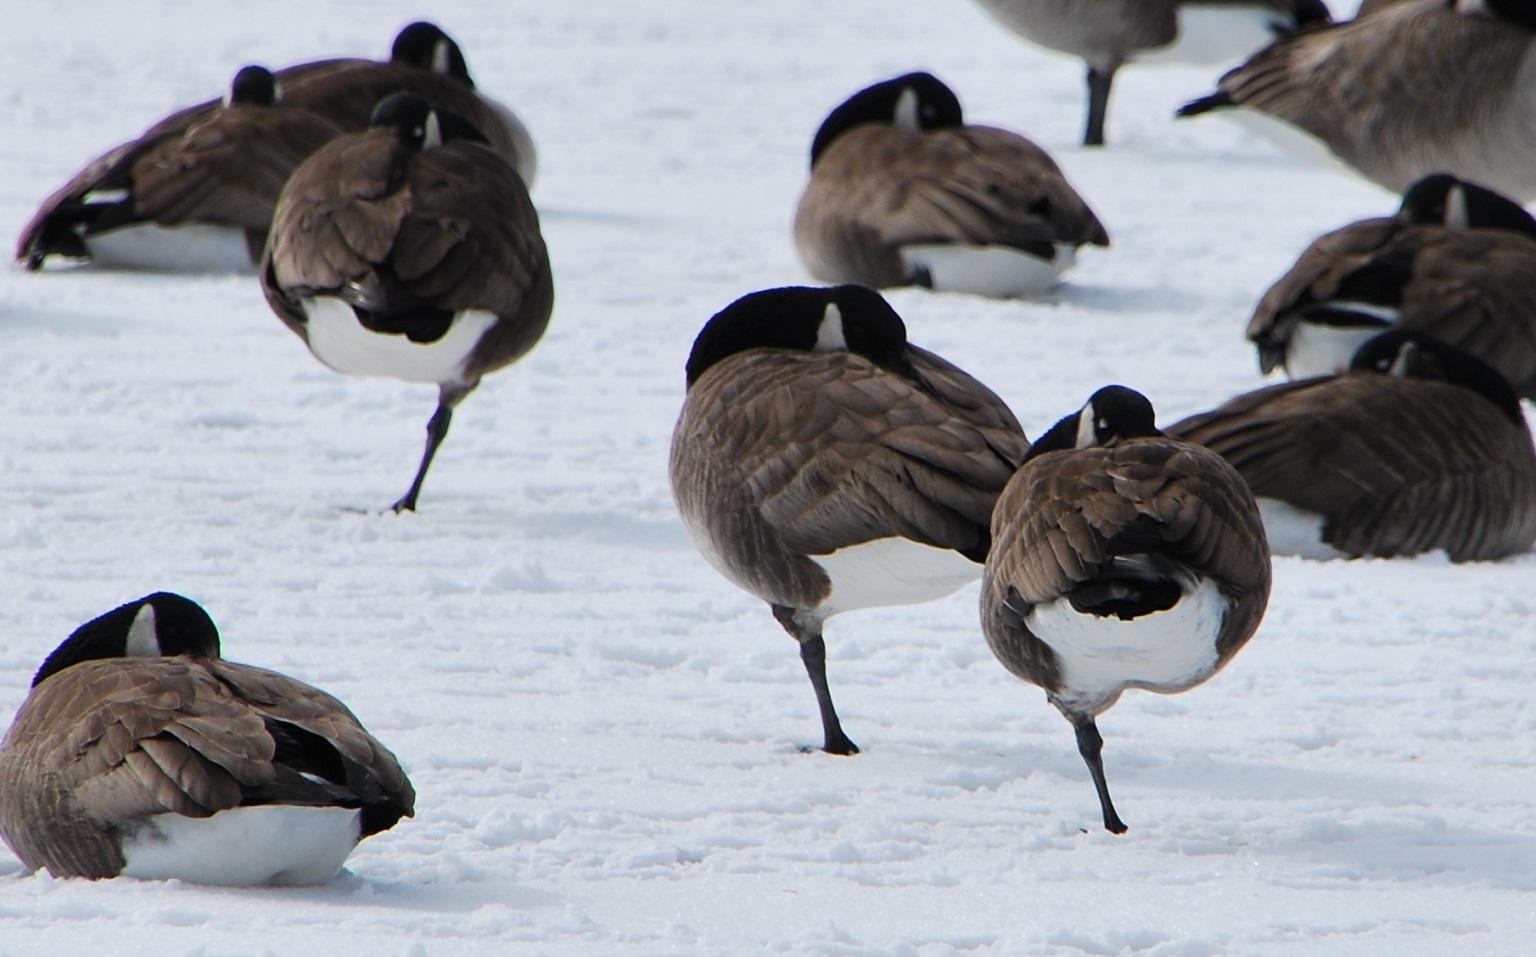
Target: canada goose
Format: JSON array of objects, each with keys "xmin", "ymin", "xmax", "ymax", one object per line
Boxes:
[
  {"xmin": 261, "ymin": 93, "xmax": 552, "ymax": 512},
  {"xmin": 1247, "ymin": 173, "xmax": 1536, "ymax": 397},
  {"xmin": 981, "ymin": 386, "xmax": 1270, "ymax": 834},
  {"xmin": 16, "ymin": 66, "xmax": 342, "ymax": 272},
  {"xmin": 1177, "ymin": 1, "xmax": 1536, "ymax": 200},
  {"xmin": 670, "ymin": 284, "xmax": 1030, "ymax": 754},
  {"xmin": 972, "ymin": 0, "xmax": 1331, "ymax": 146},
  {"xmin": 793, "ymin": 72, "xmax": 1108, "ymax": 298},
  {"xmin": 1169, "ymin": 331, "xmax": 1536, "ymax": 561},
  {"xmin": 0, "ymin": 592, "xmax": 413, "ymax": 885}
]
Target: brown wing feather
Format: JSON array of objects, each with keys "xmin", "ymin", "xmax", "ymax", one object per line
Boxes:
[
  {"xmin": 670, "ymin": 348, "xmax": 1027, "ymax": 609},
  {"xmin": 1168, "ymin": 375, "xmax": 1536, "ymax": 560},
  {"xmin": 795, "ymin": 124, "xmax": 1107, "ymax": 286}
]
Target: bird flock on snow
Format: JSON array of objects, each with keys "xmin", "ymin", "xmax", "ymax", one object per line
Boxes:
[{"xmin": 4, "ymin": 0, "xmax": 1535, "ymax": 882}]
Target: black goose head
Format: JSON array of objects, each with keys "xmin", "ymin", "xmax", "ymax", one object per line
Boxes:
[
  {"xmin": 1350, "ymin": 330, "xmax": 1525, "ymax": 425},
  {"xmin": 684, "ymin": 284, "xmax": 913, "ymax": 387},
  {"xmin": 1452, "ymin": 0, "xmax": 1536, "ymax": 32},
  {"xmin": 369, "ymin": 92, "xmax": 490, "ymax": 151},
  {"xmin": 32, "ymin": 592, "xmax": 221, "ymax": 688},
  {"xmin": 391, "ymin": 21, "xmax": 474, "ymax": 87},
  {"xmin": 1398, "ymin": 173, "xmax": 1536, "ymax": 237},
  {"xmin": 226, "ymin": 65, "xmax": 279, "ymax": 107},
  {"xmin": 809, "ymin": 71, "xmax": 964, "ymax": 168},
  {"xmin": 1024, "ymin": 385, "xmax": 1161, "ymax": 464}
]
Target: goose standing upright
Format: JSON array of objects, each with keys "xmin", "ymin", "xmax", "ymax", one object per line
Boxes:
[
  {"xmin": 972, "ymin": 0, "xmax": 1331, "ymax": 146},
  {"xmin": 0, "ymin": 593, "xmax": 413, "ymax": 885},
  {"xmin": 261, "ymin": 93, "xmax": 552, "ymax": 512},
  {"xmin": 794, "ymin": 72, "xmax": 1107, "ymax": 298},
  {"xmin": 670, "ymin": 285, "xmax": 1030, "ymax": 754},
  {"xmin": 981, "ymin": 386, "xmax": 1270, "ymax": 833},
  {"xmin": 1177, "ymin": 1, "xmax": 1536, "ymax": 200}
]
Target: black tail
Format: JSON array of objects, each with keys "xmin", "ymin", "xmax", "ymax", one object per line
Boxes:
[{"xmin": 1176, "ymin": 92, "xmax": 1231, "ymax": 119}]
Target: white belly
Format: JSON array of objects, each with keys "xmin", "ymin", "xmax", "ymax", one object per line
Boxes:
[
  {"xmin": 120, "ymin": 805, "xmax": 362, "ymax": 886},
  {"xmin": 1284, "ymin": 318, "xmax": 1389, "ymax": 379},
  {"xmin": 1257, "ymin": 497, "xmax": 1346, "ymax": 560},
  {"xmin": 813, "ymin": 536, "xmax": 981, "ymax": 617},
  {"xmin": 1218, "ymin": 108, "xmax": 1358, "ymax": 178},
  {"xmin": 1138, "ymin": 6, "xmax": 1282, "ymax": 67},
  {"xmin": 899, "ymin": 242, "xmax": 1076, "ymax": 298},
  {"xmin": 302, "ymin": 297, "xmax": 496, "ymax": 384},
  {"xmin": 85, "ymin": 222, "xmax": 255, "ymax": 273},
  {"xmin": 1028, "ymin": 576, "xmax": 1226, "ymax": 713}
]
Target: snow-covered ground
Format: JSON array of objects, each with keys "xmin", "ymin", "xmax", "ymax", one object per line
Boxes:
[{"xmin": 4, "ymin": 1, "xmax": 1535, "ymax": 954}]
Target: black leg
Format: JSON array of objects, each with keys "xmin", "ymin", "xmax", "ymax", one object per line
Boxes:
[
  {"xmin": 773, "ymin": 605, "xmax": 859, "ymax": 755},
  {"xmin": 1084, "ymin": 65, "xmax": 1115, "ymax": 147},
  {"xmin": 391, "ymin": 394, "xmax": 456, "ymax": 513},
  {"xmin": 1073, "ymin": 717, "xmax": 1127, "ymax": 834}
]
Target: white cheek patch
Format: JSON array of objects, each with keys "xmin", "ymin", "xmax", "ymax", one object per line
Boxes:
[
  {"xmin": 126, "ymin": 605, "xmax": 160, "ymax": 657},
  {"xmin": 1074, "ymin": 404, "xmax": 1097, "ymax": 449},
  {"xmin": 893, "ymin": 86, "xmax": 920, "ymax": 132},
  {"xmin": 1446, "ymin": 185, "xmax": 1470, "ymax": 229},
  {"xmin": 432, "ymin": 39, "xmax": 452, "ymax": 74},
  {"xmin": 423, "ymin": 112, "xmax": 444, "ymax": 149},
  {"xmin": 814, "ymin": 303, "xmax": 847, "ymax": 352}
]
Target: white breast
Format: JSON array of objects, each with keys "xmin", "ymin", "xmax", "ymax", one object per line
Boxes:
[
  {"xmin": 1028, "ymin": 576, "xmax": 1226, "ymax": 713},
  {"xmin": 898, "ymin": 243, "xmax": 1076, "ymax": 298},
  {"xmin": 120, "ymin": 805, "xmax": 363, "ymax": 886},
  {"xmin": 1284, "ymin": 318, "xmax": 1388, "ymax": 379},
  {"xmin": 812, "ymin": 536, "xmax": 981, "ymax": 617},
  {"xmin": 301, "ymin": 298, "xmax": 497, "ymax": 384},
  {"xmin": 84, "ymin": 222, "xmax": 256, "ymax": 273}
]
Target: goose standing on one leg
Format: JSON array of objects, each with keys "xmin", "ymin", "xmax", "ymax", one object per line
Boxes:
[
  {"xmin": 971, "ymin": 0, "xmax": 1331, "ymax": 146},
  {"xmin": 794, "ymin": 72, "xmax": 1107, "ymax": 298},
  {"xmin": 0, "ymin": 592, "xmax": 413, "ymax": 885},
  {"xmin": 981, "ymin": 386, "xmax": 1270, "ymax": 833},
  {"xmin": 261, "ymin": 92, "xmax": 552, "ymax": 512},
  {"xmin": 1246, "ymin": 173, "xmax": 1536, "ymax": 397},
  {"xmin": 17, "ymin": 66, "xmax": 342, "ymax": 272},
  {"xmin": 670, "ymin": 285, "xmax": 1030, "ymax": 754}
]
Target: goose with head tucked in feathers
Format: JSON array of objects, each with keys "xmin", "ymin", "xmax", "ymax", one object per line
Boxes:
[
  {"xmin": 1169, "ymin": 331, "xmax": 1536, "ymax": 561},
  {"xmin": 794, "ymin": 72, "xmax": 1107, "ymax": 298},
  {"xmin": 670, "ymin": 284, "xmax": 1030, "ymax": 754},
  {"xmin": 1178, "ymin": 0, "xmax": 1536, "ymax": 200},
  {"xmin": 981, "ymin": 385, "xmax": 1271, "ymax": 834},
  {"xmin": 16, "ymin": 66, "xmax": 342, "ymax": 272},
  {"xmin": 972, "ymin": 0, "xmax": 1331, "ymax": 146},
  {"xmin": 0, "ymin": 592, "xmax": 413, "ymax": 885},
  {"xmin": 261, "ymin": 92, "xmax": 552, "ymax": 513},
  {"xmin": 1247, "ymin": 173, "xmax": 1536, "ymax": 397}
]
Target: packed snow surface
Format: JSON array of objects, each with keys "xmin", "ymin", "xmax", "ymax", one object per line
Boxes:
[{"xmin": 2, "ymin": 1, "xmax": 1534, "ymax": 954}]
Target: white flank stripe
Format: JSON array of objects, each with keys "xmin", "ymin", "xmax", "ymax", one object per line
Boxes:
[
  {"xmin": 302, "ymin": 298, "xmax": 496, "ymax": 384},
  {"xmin": 120, "ymin": 805, "xmax": 362, "ymax": 886},
  {"xmin": 1257, "ymin": 498, "xmax": 1346, "ymax": 561},
  {"xmin": 899, "ymin": 243, "xmax": 1075, "ymax": 298},
  {"xmin": 1029, "ymin": 577, "xmax": 1225, "ymax": 712},
  {"xmin": 85, "ymin": 223, "xmax": 256, "ymax": 273},
  {"xmin": 812, "ymin": 536, "xmax": 980, "ymax": 617}
]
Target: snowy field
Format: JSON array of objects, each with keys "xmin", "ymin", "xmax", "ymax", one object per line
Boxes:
[{"xmin": 4, "ymin": 1, "xmax": 1536, "ymax": 954}]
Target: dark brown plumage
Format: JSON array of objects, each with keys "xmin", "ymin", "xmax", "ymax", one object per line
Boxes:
[
  {"xmin": 0, "ymin": 593, "xmax": 413, "ymax": 884},
  {"xmin": 1177, "ymin": 2, "xmax": 1536, "ymax": 199},
  {"xmin": 16, "ymin": 66, "xmax": 342, "ymax": 270},
  {"xmin": 794, "ymin": 73, "xmax": 1106, "ymax": 297},
  {"xmin": 982, "ymin": 386, "xmax": 1270, "ymax": 833},
  {"xmin": 670, "ymin": 285, "xmax": 1029, "ymax": 754},
  {"xmin": 1169, "ymin": 332, "xmax": 1536, "ymax": 561},
  {"xmin": 261, "ymin": 93, "xmax": 552, "ymax": 512}
]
